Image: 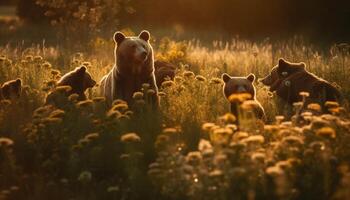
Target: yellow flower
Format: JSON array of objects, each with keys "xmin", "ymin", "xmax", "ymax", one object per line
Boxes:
[
  {"xmin": 0, "ymin": 137, "xmax": 14, "ymax": 147},
  {"xmin": 228, "ymin": 93, "xmax": 252, "ymax": 103},
  {"xmin": 307, "ymin": 103, "xmax": 321, "ymax": 112},
  {"xmin": 299, "ymin": 91, "xmax": 310, "ymax": 98},
  {"xmin": 132, "ymin": 92, "xmax": 144, "ymax": 100},
  {"xmin": 120, "ymin": 132, "xmax": 141, "ymax": 143},
  {"xmin": 316, "ymin": 127, "xmax": 336, "ymax": 139}
]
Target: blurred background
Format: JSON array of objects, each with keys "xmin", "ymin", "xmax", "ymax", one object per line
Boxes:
[{"xmin": 0, "ymin": 0, "xmax": 349, "ymax": 47}]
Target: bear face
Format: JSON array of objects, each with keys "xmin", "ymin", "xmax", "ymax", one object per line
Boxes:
[
  {"xmin": 57, "ymin": 66, "xmax": 96, "ymax": 100},
  {"xmin": 114, "ymin": 30, "xmax": 154, "ymax": 75},
  {"xmin": 222, "ymin": 73, "xmax": 266, "ymax": 122},
  {"xmin": 222, "ymin": 73, "xmax": 256, "ymax": 100},
  {"xmin": 1, "ymin": 79, "xmax": 22, "ymax": 100},
  {"xmin": 260, "ymin": 58, "xmax": 305, "ymax": 92}
]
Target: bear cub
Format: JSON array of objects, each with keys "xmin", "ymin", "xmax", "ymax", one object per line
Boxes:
[
  {"xmin": 260, "ymin": 58, "xmax": 342, "ymax": 110},
  {"xmin": 0, "ymin": 79, "xmax": 22, "ymax": 100},
  {"xmin": 100, "ymin": 30, "xmax": 159, "ymax": 107},
  {"xmin": 222, "ymin": 73, "xmax": 266, "ymax": 122},
  {"xmin": 46, "ymin": 66, "xmax": 96, "ymax": 105}
]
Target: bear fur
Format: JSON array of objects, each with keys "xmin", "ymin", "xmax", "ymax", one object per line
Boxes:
[
  {"xmin": 260, "ymin": 58, "xmax": 342, "ymax": 108},
  {"xmin": 53, "ymin": 66, "xmax": 96, "ymax": 101},
  {"xmin": 0, "ymin": 79, "xmax": 22, "ymax": 100},
  {"xmin": 222, "ymin": 73, "xmax": 266, "ymax": 121},
  {"xmin": 154, "ymin": 60, "xmax": 177, "ymax": 88},
  {"xmin": 100, "ymin": 30, "xmax": 159, "ymax": 107}
]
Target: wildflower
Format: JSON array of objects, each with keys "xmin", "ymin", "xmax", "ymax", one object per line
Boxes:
[
  {"xmin": 49, "ymin": 109, "xmax": 65, "ymax": 118},
  {"xmin": 251, "ymin": 152, "xmax": 266, "ymax": 163},
  {"xmin": 195, "ymin": 75, "xmax": 206, "ymax": 81},
  {"xmin": 310, "ymin": 118, "xmax": 330, "ymax": 130},
  {"xmin": 42, "ymin": 117, "xmax": 63, "ymax": 125},
  {"xmin": 266, "ymin": 166, "xmax": 283, "ymax": 176},
  {"xmin": 51, "ymin": 70, "xmax": 60, "ymax": 76},
  {"xmin": 233, "ymin": 131, "xmax": 249, "ymax": 141},
  {"xmin": 228, "ymin": 93, "xmax": 252, "ymax": 103},
  {"xmin": 163, "ymin": 127, "xmax": 179, "ymax": 135},
  {"xmin": 186, "ymin": 151, "xmax": 202, "ymax": 166},
  {"xmin": 209, "ymin": 169, "xmax": 223, "ymax": 178},
  {"xmin": 210, "ymin": 77, "xmax": 222, "ymax": 84},
  {"xmin": 78, "ymin": 171, "xmax": 92, "ymax": 183},
  {"xmin": 183, "ymin": 71, "xmax": 195, "ymax": 78},
  {"xmin": 34, "ymin": 55, "xmax": 43, "ymax": 61},
  {"xmin": 299, "ymin": 91, "xmax": 310, "ymax": 98},
  {"xmin": 78, "ymin": 138, "xmax": 90, "ymax": 146},
  {"xmin": 161, "ymin": 80, "xmax": 175, "ymax": 88},
  {"xmin": 325, "ymin": 101, "xmax": 339, "ymax": 108},
  {"xmin": 202, "ymin": 122, "xmax": 215, "ymax": 131},
  {"xmin": 241, "ymin": 135, "xmax": 265, "ymax": 144},
  {"xmin": 68, "ymin": 94, "xmax": 79, "ymax": 102},
  {"xmin": 142, "ymin": 83, "xmax": 150, "ymax": 90},
  {"xmin": 133, "ymin": 92, "xmax": 144, "ymax": 100},
  {"xmin": 147, "ymin": 89, "xmax": 156, "ymax": 96},
  {"xmin": 0, "ymin": 137, "xmax": 14, "ymax": 147},
  {"xmin": 121, "ymin": 132, "xmax": 141, "ymax": 143},
  {"xmin": 25, "ymin": 55, "xmax": 33, "ymax": 61},
  {"xmin": 198, "ymin": 139, "xmax": 212, "ymax": 152},
  {"xmin": 316, "ymin": 127, "xmax": 336, "ymax": 139},
  {"xmin": 282, "ymin": 135, "xmax": 304, "ymax": 145},
  {"xmin": 85, "ymin": 133, "xmax": 99, "ymax": 140},
  {"xmin": 76, "ymin": 100, "xmax": 93, "ymax": 108},
  {"xmin": 307, "ymin": 103, "xmax": 321, "ymax": 112},
  {"xmin": 158, "ymin": 92, "xmax": 166, "ymax": 97},
  {"xmin": 112, "ymin": 103, "xmax": 128, "ymax": 112},
  {"xmin": 220, "ymin": 113, "xmax": 236, "ymax": 123},
  {"xmin": 112, "ymin": 99, "xmax": 127, "ymax": 105},
  {"xmin": 42, "ymin": 62, "xmax": 52, "ymax": 69}
]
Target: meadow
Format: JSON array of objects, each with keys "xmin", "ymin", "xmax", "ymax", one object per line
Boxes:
[{"xmin": 0, "ymin": 29, "xmax": 350, "ymax": 200}]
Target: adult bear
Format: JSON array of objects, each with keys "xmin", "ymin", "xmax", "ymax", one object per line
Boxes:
[
  {"xmin": 100, "ymin": 30, "xmax": 159, "ymax": 107},
  {"xmin": 260, "ymin": 58, "xmax": 342, "ymax": 111}
]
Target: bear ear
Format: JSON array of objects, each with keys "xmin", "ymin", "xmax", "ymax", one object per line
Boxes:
[
  {"xmin": 247, "ymin": 73, "xmax": 256, "ymax": 82},
  {"xmin": 76, "ymin": 66, "xmax": 86, "ymax": 75},
  {"xmin": 113, "ymin": 31, "xmax": 126, "ymax": 44},
  {"xmin": 222, "ymin": 73, "xmax": 231, "ymax": 83},
  {"xmin": 278, "ymin": 58, "xmax": 287, "ymax": 66},
  {"xmin": 139, "ymin": 30, "xmax": 150, "ymax": 42},
  {"xmin": 15, "ymin": 78, "xmax": 22, "ymax": 85},
  {"xmin": 299, "ymin": 62, "xmax": 306, "ymax": 69}
]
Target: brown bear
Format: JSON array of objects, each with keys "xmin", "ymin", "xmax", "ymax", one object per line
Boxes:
[
  {"xmin": 0, "ymin": 79, "xmax": 22, "ymax": 100},
  {"xmin": 222, "ymin": 73, "xmax": 266, "ymax": 122},
  {"xmin": 100, "ymin": 30, "xmax": 159, "ymax": 107},
  {"xmin": 154, "ymin": 60, "xmax": 177, "ymax": 88},
  {"xmin": 46, "ymin": 66, "xmax": 96, "ymax": 103},
  {"xmin": 260, "ymin": 58, "xmax": 342, "ymax": 109}
]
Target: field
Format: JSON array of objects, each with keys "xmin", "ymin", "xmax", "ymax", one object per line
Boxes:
[{"xmin": 1, "ymin": 27, "xmax": 350, "ymax": 200}]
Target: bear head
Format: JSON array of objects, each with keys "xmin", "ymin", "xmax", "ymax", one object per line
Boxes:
[
  {"xmin": 113, "ymin": 30, "xmax": 154, "ymax": 75},
  {"xmin": 222, "ymin": 73, "xmax": 256, "ymax": 101},
  {"xmin": 57, "ymin": 66, "xmax": 96, "ymax": 99},
  {"xmin": 1, "ymin": 78, "xmax": 22, "ymax": 99},
  {"xmin": 260, "ymin": 58, "xmax": 305, "ymax": 91}
]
